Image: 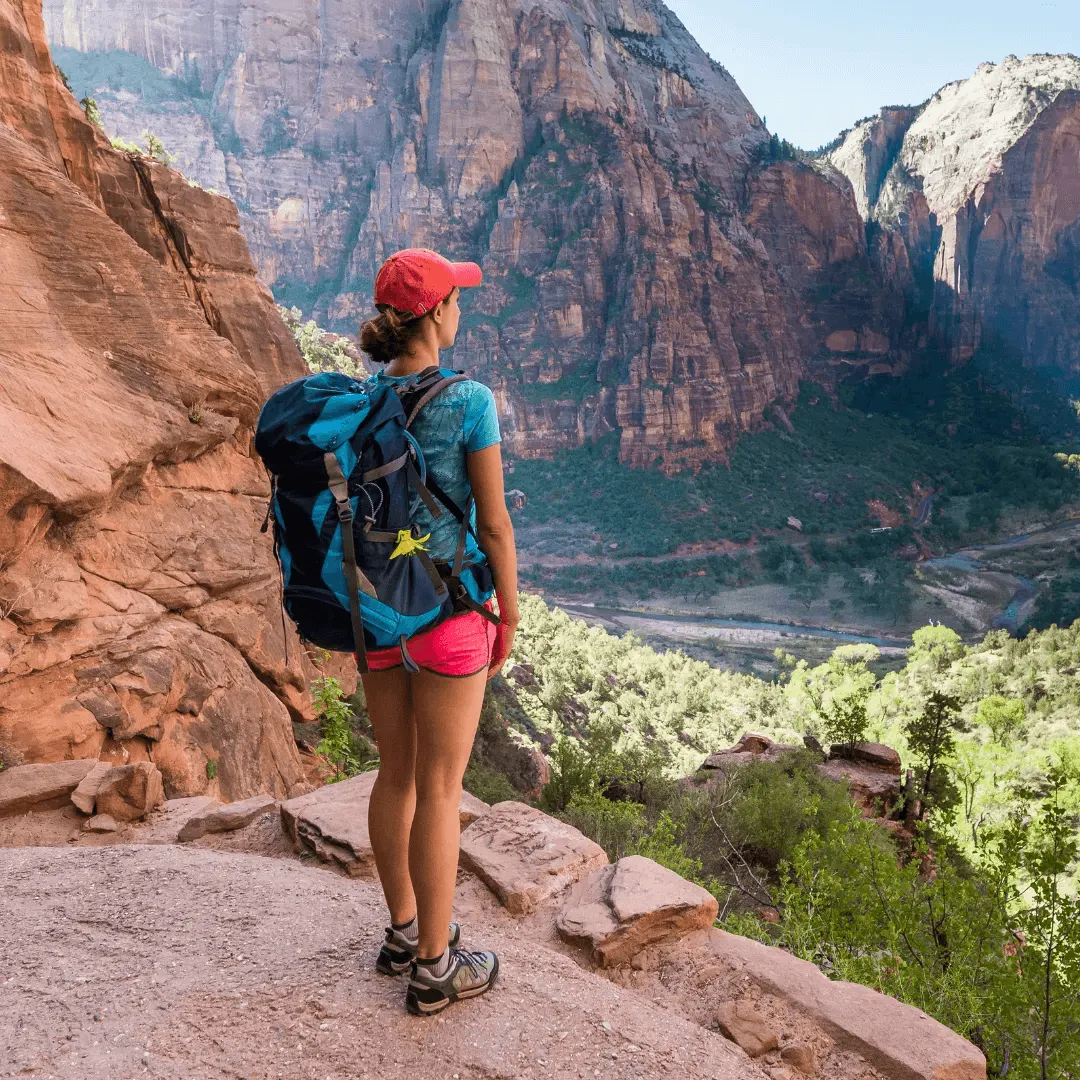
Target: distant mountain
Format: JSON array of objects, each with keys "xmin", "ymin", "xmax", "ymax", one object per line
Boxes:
[
  {"xmin": 46, "ymin": 0, "xmax": 900, "ymax": 468},
  {"xmin": 828, "ymin": 54, "xmax": 1080, "ymax": 378}
]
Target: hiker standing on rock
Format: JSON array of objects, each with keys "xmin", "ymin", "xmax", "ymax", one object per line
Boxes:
[
  {"xmin": 355, "ymin": 249, "xmax": 517, "ymax": 1014},
  {"xmin": 258, "ymin": 248, "xmax": 517, "ymax": 1013}
]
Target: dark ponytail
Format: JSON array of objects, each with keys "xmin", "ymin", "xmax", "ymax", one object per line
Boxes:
[{"xmin": 358, "ymin": 304, "xmax": 425, "ymax": 365}]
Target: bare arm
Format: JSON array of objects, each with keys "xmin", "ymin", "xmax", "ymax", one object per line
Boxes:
[{"xmin": 467, "ymin": 443, "xmax": 519, "ymax": 671}]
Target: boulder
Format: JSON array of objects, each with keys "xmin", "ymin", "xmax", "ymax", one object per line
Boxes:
[
  {"xmin": 557, "ymin": 855, "xmax": 718, "ymax": 966},
  {"xmin": 93, "ymin": 763, "xmax": 165, "ymax": 823},
  {"xmin": 279, "ymin": 772, "xmax": 488, "ymax": 877},
  {"xmin": 817, "ymin": 758, "xmax": 902, "ymax": 817},
  {"xmin": 701, "ymin": 733, "xmax": 803, "ymax": 772},
  {"xmin": 732, "ymin": 734, "xmax": 774, "ymax": 755},
  {"xmin": 781, "ymin": 1043, "xmax": 817, "ymax": 1075},
  {"xmin": 83, "ymin": 814, "xmax": 118, "ymax": 833},
  {"xmin": 688, "ymin": 928, "xmax": 986, "ymax": 1080},
  {"xmin": 836, "ymin": 742, "xmax": 902, "ymax": 774},
  {"xmin": 0, "ymin": 760, "xmax": 97, "ymax": 817},
  {"xmin": 714, "ymin": 1000, "xmax": 779, "ymax": 1057},
  {"xmin": 177, "ymin": 794, "xmax": 279, "ymax": 842},
  {"xmin": 70, "ymin": 761, "xmax": 115, "ymax": 815},
  {"xmin": 459, "ymin": 802, "xmax": 608, "ymax": 916}
]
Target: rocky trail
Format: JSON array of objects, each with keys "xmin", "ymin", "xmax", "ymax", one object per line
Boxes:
[
  {"xmin": 0, "ymin": 844, "xmax": 749, "ymax": 1080},
  {"xmin": 0, "ymin": 773, "xmax": 986, "ymax": 1080}
]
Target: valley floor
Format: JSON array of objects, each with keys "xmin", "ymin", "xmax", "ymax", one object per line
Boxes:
[{"xmin": 523, "ymin": 515, "xmax": 1080, "ymax": 672}]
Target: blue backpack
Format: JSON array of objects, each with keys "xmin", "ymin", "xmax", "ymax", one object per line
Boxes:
[{"xmin": 254, "ymin": 366, "xmax": 499, "ymax": 673}]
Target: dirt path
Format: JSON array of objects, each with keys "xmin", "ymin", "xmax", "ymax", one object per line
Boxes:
[{"xmin": 0, "ymin": 845, "xmax": 757, "ymax": 1080}]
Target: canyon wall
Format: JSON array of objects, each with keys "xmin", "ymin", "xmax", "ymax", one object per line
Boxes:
[
  {"xmin": 829, "ymin": 55, "xmax": 1080, "ymax": 374},
  {"xmin": 44, "ymin": 0, "xmax": 900, "ymax": 468},
  {"xmin": 0, "ymin": 0, "xmax": 314, "ymax": 797}
]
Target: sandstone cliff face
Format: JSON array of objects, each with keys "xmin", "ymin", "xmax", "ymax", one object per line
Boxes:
[
  {"xmin": 829, "ymin": 55, "xmax": 1080, "ymax": 372},
  {"xmin": 0, "ymin": 0, "xmax": 311, "ymax": 798},
  {"xmin": 45, "ymin": 0, "xmax": 896, "ymax": 467}
]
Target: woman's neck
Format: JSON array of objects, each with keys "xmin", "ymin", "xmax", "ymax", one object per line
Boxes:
[{"xmin": 384, "ymin": 334, "xmax": 440, "ymax": 377}]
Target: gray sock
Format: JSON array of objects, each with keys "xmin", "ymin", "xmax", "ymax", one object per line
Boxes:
[
  {"xmin": 417, "ymin": 948, "xmax": 451, "ymax": 978},
  {"xmin": 392, "ymin": 917, "xmax": 419, "ymax": 946}
]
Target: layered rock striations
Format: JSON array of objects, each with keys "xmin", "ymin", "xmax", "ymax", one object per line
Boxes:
[
  {"xmin": 45, "ymin": 0, "xmax": 897, "ymax": 467},
  {"xmin": 0, "ymin": 0, "xmax": 311, "ymax": 798},
  {"xmin": 829, "ymin": 54, "xmax": 1080, "ymax": 374}
]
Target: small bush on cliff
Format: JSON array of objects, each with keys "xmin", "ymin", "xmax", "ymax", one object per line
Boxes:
[
  {"xmin": 80, "ymin": 96, "xmax": 103, "ymax": 129},
  {"xmin": 279, "ymin": 306, "xmax": 365, "ymax": 378},
  {"xmin": 785, "ymin": 643, "xmax": 879, "ymax": 748},
  {"xmin": 312, "ymin": 676, "xmax": 377, "ymax": 781}
]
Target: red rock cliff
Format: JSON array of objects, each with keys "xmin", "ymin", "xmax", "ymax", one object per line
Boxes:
[
  {"xmin": 43, "ymin": 0, "xmax": 897, "ymax": 468},
  {"xmin": 0, "ymin": 0, "xmax": 313, "ymax": 798},
  {"xmin": 829, "ymin": 55, "xmax": 1080, "ymax": 373}
]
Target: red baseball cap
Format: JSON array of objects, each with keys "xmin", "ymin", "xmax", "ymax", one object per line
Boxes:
[{"xmin": 374, "ymin": 248, "xmax": 483, "ymax": 318}]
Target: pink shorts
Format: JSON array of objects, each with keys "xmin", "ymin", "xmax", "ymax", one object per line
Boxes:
[{"xmin": 362, "ymin": 602, "xmax": 496, "ymax": 677}]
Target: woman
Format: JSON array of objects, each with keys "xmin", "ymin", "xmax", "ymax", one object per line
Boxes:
[{"xmin": 357, "ymin": 248, "xmax": 518, "ymax": 1016}]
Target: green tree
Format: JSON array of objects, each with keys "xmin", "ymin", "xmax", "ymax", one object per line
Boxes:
[
  {"xmin": 976, "ymin": 695, "xmax": 1026, "ymax": 747},
  {"xmin": 904, "ymin": 690, "xmax": 962, "ymax": 822},
  {"xmin": 787, "ymin": 643, "xmax": 879, "ymax": 748},
  {"xmin": 80, "ymin": 96, "xmax": 103, "ymax": 129},
  {"xmin": 984, "ymin": 762, "xmax": 1080, "ymax": 1079},
  {"xmin": 790, "ymin": 568, "xmax": 826, "ymax": 610},
  {"xmin": 907, "ymin": 624, "xmax": 966, "ymax": 679},
  {"xmin": 141, "ymin": 130, "xmax": 173, "ymax": 164}
]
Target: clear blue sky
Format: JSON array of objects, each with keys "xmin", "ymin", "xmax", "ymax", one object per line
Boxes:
[{"xmin": 666, "ymin": 0, "xmax": 1080, "ymax": 150}]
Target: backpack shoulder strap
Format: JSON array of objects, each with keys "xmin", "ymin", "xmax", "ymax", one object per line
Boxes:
[{"xmin": 401, "ymin": 372, "xmax": 470, "ymax": 429}]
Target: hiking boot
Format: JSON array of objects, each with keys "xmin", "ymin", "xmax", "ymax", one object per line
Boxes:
[
  {"xmin": 405, "ymin": 947, "xmax": 500, "ymax": 1016},
  {"xmin": 375, "ymin": 920, "xmax": 461, "ymax": 976}
]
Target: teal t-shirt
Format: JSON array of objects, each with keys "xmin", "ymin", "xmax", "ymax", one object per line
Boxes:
[{"xmin": 375, "ymin": 369, "xmax": 501, "ymax": 565}]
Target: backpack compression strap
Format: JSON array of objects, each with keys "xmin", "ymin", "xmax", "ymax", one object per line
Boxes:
[
  {"xmin": 325, "ymin": 452, "xmax": 371, "ymax": 673},
  {"xmin": 397, "ymin": 370, "xmax": 500, "ymax": 626}
]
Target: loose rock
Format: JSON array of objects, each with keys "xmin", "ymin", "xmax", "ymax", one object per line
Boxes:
[
  {"xmin": 70, "ymin": 761, "xmax": 114, "ymax": 815},
  {"xmin": 83, "ymin": 814, "xmax": 118, "ymax": 833},
  {"xmin": 780, "ymin": 1043, "xmax": 817, "ymax": 1075},
  {"xmin": 177, "ymin": 794, "xmax": 278, "ymax": 842},
  {"xmin": 715, "ymin": 999, "xmax": 779, "ymax": 1057},
  {"xmin": 689, "ymin": 927, "xmax": 986, "ymax": 1080},
  {"xmin": 460, "ymin": 802, "xmax": 608, "ymax": 916},
  {"xmin": 94, "ymin": 763, "xmax": 165, "ymax": 823},
  {"xmin": 557, "ymin": 855, "xmax": 718, "ymax": 966},
  {"xmin": 0, "ymin": 760, "xmax": 97, "ymax": 817}
]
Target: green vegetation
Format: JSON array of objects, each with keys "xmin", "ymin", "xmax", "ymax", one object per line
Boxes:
[
  {"xmin": 80, "ymin": 96, "xmax": 103, "ymax": 128},
  {"xmin": 514, "ymin": 376, "xmax": 1079, "ymax": 561},
  {"xmin": 442, "ymin": 595, "xmax": 1080, "ymax": 1076},
  {"xmin": 311, "ymin": 676, "xmax": 377, "ymax": 781},
  {"xmin": 279, "ymin": 306, "xmax": 365, "ymax": 378},
  {"xmin": 107, "ymin": 129, "xmax": 174, "ymax": 164},
  {"xmin": 513, "ymin": 367, "xmax": 1080, "ymax": 612}
]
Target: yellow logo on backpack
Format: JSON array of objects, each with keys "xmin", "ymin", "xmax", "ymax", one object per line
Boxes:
[{"xmin": 389, "ymin": 529, "xmax": 431, "ymax": 560}]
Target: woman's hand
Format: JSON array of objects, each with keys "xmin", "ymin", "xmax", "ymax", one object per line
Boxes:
[
  {"xmin": 488, "ymin": 595, "xmax": 519, "ymax": 679},
  {"xmin": 487, "ymin": 621, "xmax": 516, "ymax": 679}
]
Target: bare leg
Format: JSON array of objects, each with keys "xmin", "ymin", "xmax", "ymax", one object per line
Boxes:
[
  {"xmin": 361, "ymin": 667, "xmax": 418, "ymax": 925},
  {"xmin": 409, "ymin": 667, "xmax": 487, "ymax": 958}
]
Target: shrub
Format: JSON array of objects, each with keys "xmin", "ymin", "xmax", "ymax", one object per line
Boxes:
[
  {"xmin": 462, "ymin": 761, "xmax": 521, "ymax": 806},
  {"xmin": 562, "ymin": 792, "xmax": 648, "ymax": 861},
  {"xmin": 312, "ymin": 676, "xmax": 377, "ymax": 780}
]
